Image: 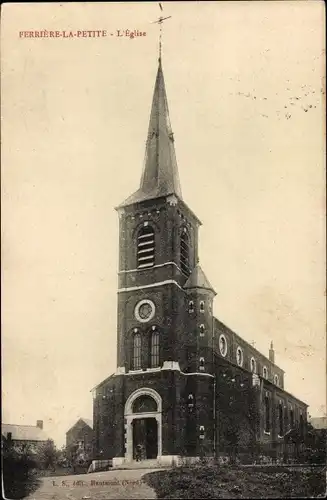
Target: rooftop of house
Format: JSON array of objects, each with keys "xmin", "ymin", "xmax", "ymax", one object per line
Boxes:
[{"xmin": 2, "ymin": 423, "xmax": 50, "ymax": 442}]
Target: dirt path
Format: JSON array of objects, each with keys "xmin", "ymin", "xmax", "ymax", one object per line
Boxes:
[{"xmin": 26, "ymin": 468, "xmax": 158, "ymax": 500}]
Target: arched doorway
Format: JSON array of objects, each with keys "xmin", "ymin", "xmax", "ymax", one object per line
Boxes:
[{"xmin": 124, "ymin": 388, "xmax": 162, "ymax": 463}]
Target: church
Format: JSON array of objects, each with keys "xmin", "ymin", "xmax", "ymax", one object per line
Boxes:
[{"xmin": 91, "ymin": 54, "xmax": 308, "ymax": 468}]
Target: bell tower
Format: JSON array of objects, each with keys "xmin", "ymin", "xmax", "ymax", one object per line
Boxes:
[
  {"xmin": 93, "ymin": 49, "xmax": 216, "ymax": 467},
  {"xmin": 115, "ymin": 57, "xmax": 203, "ymax": 374}
]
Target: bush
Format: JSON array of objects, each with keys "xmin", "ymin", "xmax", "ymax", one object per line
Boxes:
[{"xmin": 2, "ymin": 444, "xmax": 40, "ymax": 499}]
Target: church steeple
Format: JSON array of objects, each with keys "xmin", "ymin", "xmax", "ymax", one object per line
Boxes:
[{"xmin": 118, "ymin": 58, "xmax": 182, "ymax": 208}]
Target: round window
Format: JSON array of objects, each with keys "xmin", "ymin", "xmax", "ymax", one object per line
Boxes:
[
  {"xmin": 134, "ymin": 299, "xmax": 155, "ymax": 323},
  {"xmin": 219, "ymin": 334, "xmax": 228, "ymax": 357}
]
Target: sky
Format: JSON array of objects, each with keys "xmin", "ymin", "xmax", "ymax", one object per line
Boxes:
[{"xmin": 1, "ymin": 1, "xmax": 326, "ymax": 447}]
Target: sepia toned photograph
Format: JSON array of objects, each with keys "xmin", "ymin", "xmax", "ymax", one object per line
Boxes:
[{"xmin": 1, "ymin": 1, "xmax": 326, "ymax": 498}]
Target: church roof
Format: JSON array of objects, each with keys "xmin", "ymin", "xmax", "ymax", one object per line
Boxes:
[
  {"xmin": 118, "ymin": 58, "xmax": 183, "ymax": 208},
  {"xmin": 184, "ymin": 264, "xmax": 216, "ymax": 294}
]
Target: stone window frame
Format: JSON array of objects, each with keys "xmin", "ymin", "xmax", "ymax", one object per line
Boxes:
[
  {"xmin": 263, "ymin": 366, "xmax": 268, "ymax": 379},
  {"xmin": 188, "ymin": 300, "xmax": 194, "ymax": 313},
  {"xmin": 236, "ymin": 346, "xmax": 244, "ymax": 367},
  {"xmin": 199, "ymin": 357, "xmax": 205, "ymax": 371},
  {"xmin": 134, "ymin": 299, "xmax": 156, "ymax": 323},
  {"xmin": 250, "ymin": 356, "xmax": 257, "ymax": 373},
  {"xmin": 274, "ymin": 373, "xmax": 279, "ymax": 386},
  {"xmin": 187, "ymin": 394, "xmax": 195, "ymax": 410},
  {"xmin": 199, "ymin": 324, "xmax": 205, "ymax": 337},
  {"xmin": 199, "ymin": 300, "xmax": 205, "ymax": 313},
  {"xmin": 219, "ymin": 334, "xmax": 228, "ymax": 357}
]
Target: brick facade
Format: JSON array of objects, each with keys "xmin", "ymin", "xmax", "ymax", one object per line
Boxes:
[
  {"xmin": 66, "ymin": 419, "xmax": 94, "ymax": 460},
  {"xmin": 92, "ymin": 57, "xmax": 308, "ymax": 467}
]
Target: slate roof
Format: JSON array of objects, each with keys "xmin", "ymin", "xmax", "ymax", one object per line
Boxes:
[
  {"xmin": 81, "ymin": 418, "xmax": 93, "ymax": 429},
  {"xmin": 118, "ymin": 58, "xmax": 183, "ymax": 208},
  {"xmin": 184, "ymin": 264, "xmax": 216, "ymax": 294},
  {"xmin": 2, "ymin": 424, "xmax": 50, "ymax": 442},
  {"xmin": 66, "ymin": 417, "xmax": 93, "ymax": 434}
]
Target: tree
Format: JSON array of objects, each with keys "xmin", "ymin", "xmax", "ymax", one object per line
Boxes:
[
  {"xmin": 2, "ymin": 438, "xmax": 39, "ymax": 499},
  {"xmin": 36, "ymin": 439, "xmax": 58, "ymax": 471},
  {"xmin": 56, "ymin": 445, "xmax": 70, "ymax": 467}
]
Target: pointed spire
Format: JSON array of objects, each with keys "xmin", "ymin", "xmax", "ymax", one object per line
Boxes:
[
  {"xmin": 184, "ymin": 264, "xmax": 216, "ymax": 295},
  {"xmin": 118, "ymin": 58, "xmax": 182, "ymax": 208}
]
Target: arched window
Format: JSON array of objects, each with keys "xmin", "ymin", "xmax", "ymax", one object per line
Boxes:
[
  {"xmin": 180, "ymin": 228, "xmax": 190, "ymax": 276},
  {"xmin": 199, "ymin": 357, "xmax": 205, "ymax": 371},
  {"xmin": 199, "ymin": 324, "xmax": 205, "ymax": 337},
  {"xmin": 188, "ymin": 300, "xmax": 194, "ymax": 313},
  {"xmin": 263, "ymin": 366, "xmax": 268, "ymax": 379},
  {"xmin": 150, "ymin": 329, "xmax": 160, "ymax": 368},
  {"xmin": 250, "ymin": 357, "xmax": 257, "ymax": 373},
  {"xmin": 137, "ymin": 225, "xmax": 155, "ymax": 268},
  {"xmin": 274, "ymin": 374, "xmax": 279, "ymax": 386},
  {"xmin": 290, "ymin": 407, "xmax": 294, "ymax": 428},
  {"xmin": 299, "ymin": 413, "xmax": 304, "ymax": 438},
  {"xmin": 200, "ymin": 301, "xmax": 205, "ymax": 313},
  {"xmin": 133, "ymin": 333, "xmax": 141, "ymax": 370},
  {"xmin": 219, "ymin": 334, "xmax": 228, "ymax": 357},
  {"xmin": 187, "ymin": 394, "xmax": 194, "ymax": 410},
  {"xmin": 264, "ymin": 394, "xmax": 270, "ymax": 433},
  {"xmin": 278, "ymin": 402, "xmax": 284, "ymax": 436},
  {"xmin": 132, "ymin": 395, "xmax": 157, "ymax": 413},
  {"xmin": 236, "ymin": 346, "xmax": 244, "ymax": 367}
]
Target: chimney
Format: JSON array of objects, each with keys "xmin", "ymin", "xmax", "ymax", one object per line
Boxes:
[
  {"xmin": 36, "ymin": 420, "xmax": 43, "ymax": 429},
  {"xmin": 269, "ymin": 341, "xmax": 275, "ymax": 364}
]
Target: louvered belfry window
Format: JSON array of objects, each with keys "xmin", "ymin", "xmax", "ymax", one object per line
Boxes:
[
  {"xmin": 180, "ymin": 228, "xmax": 190, "ymax": 276},
  {"xmin": 137, "ymin": 225, "xmax": 155, "ymax": 268}
]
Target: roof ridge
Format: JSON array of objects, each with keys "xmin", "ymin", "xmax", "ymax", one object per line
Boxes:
[{"xmin": 2, "ymin": 423, "xmax": 39, "ymax": 427}]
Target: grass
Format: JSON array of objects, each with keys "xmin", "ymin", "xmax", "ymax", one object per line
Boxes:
[{"xmin": 143, "ymin": 465, "xmax": 327, "ymax": 499}]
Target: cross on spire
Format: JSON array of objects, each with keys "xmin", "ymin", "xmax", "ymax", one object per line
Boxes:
[{"xmin": 152, "ymin": 4, "xmax": 172, "ymax": 61}]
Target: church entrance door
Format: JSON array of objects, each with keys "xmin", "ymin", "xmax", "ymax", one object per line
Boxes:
[{"xmin": 132, "ymin": 417, "xmax": 158, "ymax": 460}]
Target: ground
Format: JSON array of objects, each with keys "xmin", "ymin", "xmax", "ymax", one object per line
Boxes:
[
  {"xmin": 143, "ymin": 465, "xmax": 327, "ymax": 499},
  {"xmin": 7, "ymin": 464, "xmax": 326, "ymax": 499},
  {"xmin": 25, "ymin": 469, "xmax": 158, "ymax": 500}
]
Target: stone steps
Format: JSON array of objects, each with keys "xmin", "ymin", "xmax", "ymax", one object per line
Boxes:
[{"xmin": 111, "ymin": 459, "xmax": 164, "ymax": 470}]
